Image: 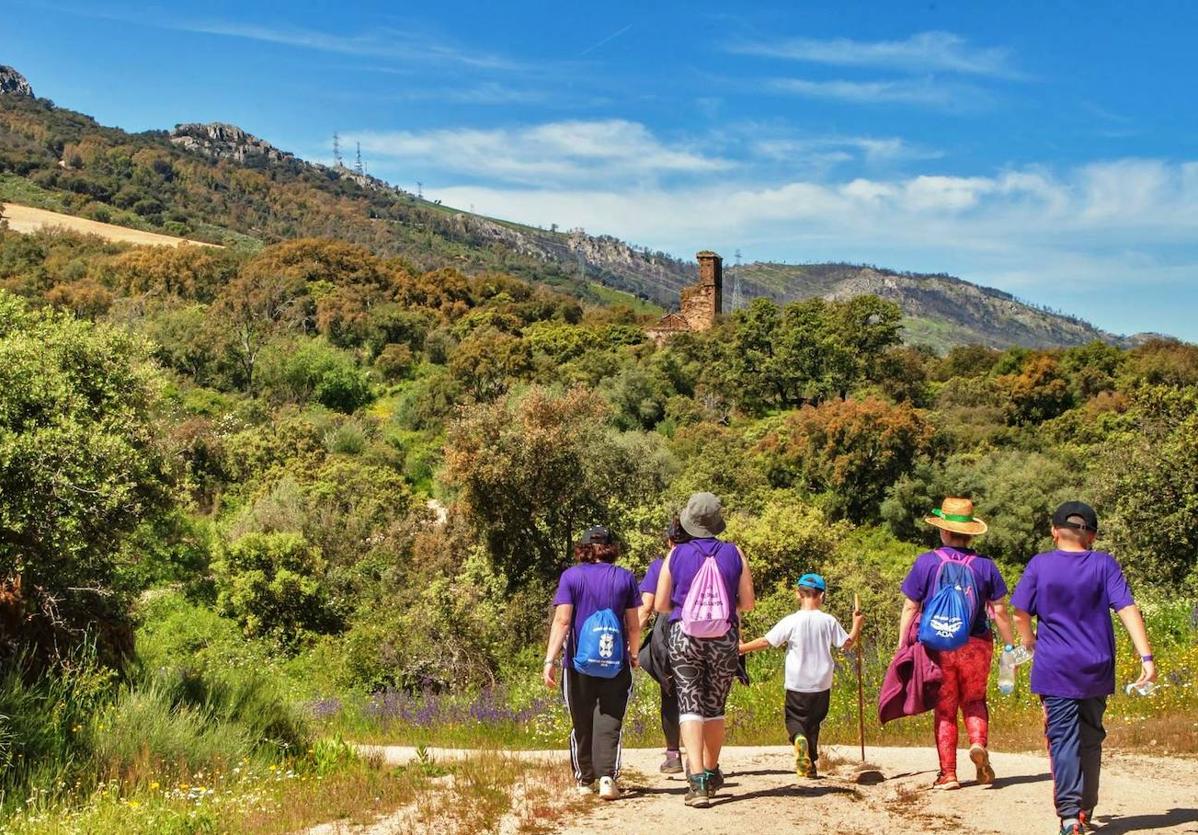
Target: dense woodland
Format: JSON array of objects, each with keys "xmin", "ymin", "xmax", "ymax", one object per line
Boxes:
[{"xmin": 1, "ymin": 95, "xmax": 1198, "ymax": 829}]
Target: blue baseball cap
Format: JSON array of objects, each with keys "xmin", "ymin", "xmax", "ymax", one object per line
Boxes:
[{"xmin": 797, "ymin": 573, "xmax": 826, "ymax": 591}]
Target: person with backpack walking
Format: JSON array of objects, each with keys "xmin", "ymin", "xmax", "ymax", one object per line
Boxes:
[
  {"xmin": 637, "ymin": 518, "xmax": 691, "ymax": 775},
  {"xmin": 1010, "ymin": 502, "xmax": 1156, "ymax": 835},
  {"xmin": 654, "ymin": 492, "xmax": 755, "ymax": 808},
  {"xmin": 898, "ymin": 498, "xmax": 1016, "ymax": 790},
  {"xmin": 543, "ymin": 527, "xmax": 642, "ymax": 801},
  {"xmin": 739, "ymin": 573, "xmax": 864, "ymax": 780}
]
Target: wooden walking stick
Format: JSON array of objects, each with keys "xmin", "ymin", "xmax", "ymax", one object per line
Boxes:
[
  {"xmin": 855, "ymin": 593, "xmax": 866, "ymax": 761},
  {"xmin": 853, "ymin": 592, "xmax": 885, "ymax": 785}
]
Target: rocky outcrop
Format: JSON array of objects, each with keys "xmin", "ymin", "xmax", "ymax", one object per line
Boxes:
[
  {"xmin": 170, "ymin": 122, "xmax": 296, "ymax": 165},
  {"xmin": 0, "ymin": 66, "xmax": 33, "ymax": 98}
]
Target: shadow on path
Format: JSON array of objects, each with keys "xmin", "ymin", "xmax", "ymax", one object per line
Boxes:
[
  {"xmin": 1096, "ymin": 808, "xmax": 1198, "ymax": 834},
  {"xmin": 710, "ymin": 784, "xmax": 861, "ymax": 806}
]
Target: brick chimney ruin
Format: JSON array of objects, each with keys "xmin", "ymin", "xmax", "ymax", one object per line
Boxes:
[
  {"xmin": 679, "ymin": 250, "xmax": 722, "ymax": 331},
  {"xmin": 645, "ymin": 250, "xmax": 724, "ymax": 343}
]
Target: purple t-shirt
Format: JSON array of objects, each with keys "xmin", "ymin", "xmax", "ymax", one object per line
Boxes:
[
  {"xmin": 901, "ymin": 547, "xmax": 1008, "ymax": 639},
  {"xmin": 665, "ymin": 539, "xmax": 742, "ymax": 626},
  {"xmin": 1010, "ymin": 549, "xmax": 1134, "ymax": 699},
  {"xmin": 553, "ymin": 562, "xmax": 641, "ymax": 663},
  {"xmin": 640, "ymin": 558, "xmax": 664, "ymax": 595}
]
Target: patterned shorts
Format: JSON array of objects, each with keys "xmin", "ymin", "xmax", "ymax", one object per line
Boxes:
[{"xmin": 668, "ymin": 621, "xmax": 740, "ymax": 722}]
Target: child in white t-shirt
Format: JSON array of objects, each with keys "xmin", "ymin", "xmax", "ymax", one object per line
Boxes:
[{"xmin": 739, "ymin": 573, "xmax": 864, "ymax": 779}]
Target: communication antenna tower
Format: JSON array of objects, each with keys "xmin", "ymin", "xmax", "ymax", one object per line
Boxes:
[
  {"xmin": 354, "ymin": 142, "xmax": 363, "ymax": 175},
  {"xmin": 732, "ymin": 248, "xmax": 744, "ymax": 311},
  {"xmin": 416, "ymin": 181, "xmax": 423, "ymax": 199},
  {"xmin": 332, "ymin": 133, "xmax": 342, "ymax": 166}
]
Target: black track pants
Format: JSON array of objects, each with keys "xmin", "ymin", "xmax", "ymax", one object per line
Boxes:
[
  {"xmin": 562, "ymin": 664, "xmax": 633, "ymax": 783},
  {"xmin": 784, "ymin": 688, "xmax": 831, "ymax": 762}
]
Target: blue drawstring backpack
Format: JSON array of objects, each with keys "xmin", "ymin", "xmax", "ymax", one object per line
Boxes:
[
  {"xmin": 573, "ymin": 608, "xmax": 624, "ymax": 678},
  {"xmin": 917, "ymin": 549, "xmax": 980, "ymax": 652}
]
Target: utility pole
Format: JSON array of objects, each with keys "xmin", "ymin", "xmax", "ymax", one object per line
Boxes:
[{"xmin": 416, "ymin": 181, "xmax": 423, "ymax": 199}]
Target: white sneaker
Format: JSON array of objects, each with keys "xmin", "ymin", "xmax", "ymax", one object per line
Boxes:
[
  {"xmin": 598, "ymin": 776, "xmax": 621, "ymax": 801},
  {"xmin": 574, "ymin": 782, "xmax": 594, "ymax": 796}
]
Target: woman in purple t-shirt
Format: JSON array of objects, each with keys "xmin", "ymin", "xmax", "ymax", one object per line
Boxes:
[
  {"xmin": 897, "ymin": 497, "xmax": 1016, "ymax": 791},
  {"xmin": 654, "ymin": 492, "xmax": 755, "ymax": 808},
  {"xmin": 543, "ymin": 527, "xmax": 642, "ymax": 801}
]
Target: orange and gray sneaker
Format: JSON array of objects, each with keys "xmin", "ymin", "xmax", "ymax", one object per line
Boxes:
[
  {"xmin": 932, "ymin": 771, "xmax": 960, "ymax": 790},
  {"xmin": 1059, "ymin": 819, "xmax": 1083, "ymax": 835},
  {"xmin": 969, "ymin": 743, "xmax": 996, "ymax": 785},
  {"xmin": 1078, "ymin": 810, "xmax": 1095, "ymax": 831}
]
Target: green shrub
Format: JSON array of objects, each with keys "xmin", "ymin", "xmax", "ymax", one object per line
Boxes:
[
  {"xmin": 211, "ymin": 532, "xmax": 337, "ymax": 646},
  {"xmin": 258, "ymin": 338, "xmax": 372, "ymax": 412}
]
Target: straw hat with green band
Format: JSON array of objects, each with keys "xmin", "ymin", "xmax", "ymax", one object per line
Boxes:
[{"xmin": 924, "ymin": 497, "xmax": 988, "ymax": 536}]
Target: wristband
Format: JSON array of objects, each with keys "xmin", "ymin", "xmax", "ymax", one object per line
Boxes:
[
  {"xmin": 543, "ymin": 660, "xmax": 555, "ymax": 667},
  {"xmin": 1141, "ymin": 654, "xmax": 1154, "ymax": 662}
]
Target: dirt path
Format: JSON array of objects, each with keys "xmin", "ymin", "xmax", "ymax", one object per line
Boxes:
[
  {"xmin": 367, "ymin": 745, "xmax": 1198, "ymax": 834},
  {"xmin": 3, "ymin": 203, "xmax": 221, "ymax": 247}
]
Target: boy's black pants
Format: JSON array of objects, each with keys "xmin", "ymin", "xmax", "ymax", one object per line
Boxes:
[
  {"xmin": 785, "ymin": 689, "xmax": 831, "ymax": 762},
  {"xmin": 562, "ymin": 664, "xmax": 633, "ymax": 783},
  {"xmin": 1043, "ymin": 695, "xmax": 1107, "ymax": 819}
]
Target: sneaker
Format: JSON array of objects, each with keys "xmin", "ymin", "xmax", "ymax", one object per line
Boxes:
[
  {"xmin": 1060, "ymin": 819, "xmax": 1083, "ymax": 835},
  {"xmin": 598, "ymin": 776, "xmax": 620, "ymax": 801},
  {"xmin": 660, "ymin": 751, "xmax": 684, "ymax": 774},
  {"xmin": 1078, "ymin": 810, "xmax": 1095, "ymax": 831},
  {"xmin": 970, "ymin": 744, "xmax": 996, "ymax": 785},
  {"xmin": 932, "ymin": 772, "xmax": 961, "ymax": 791},
  {"xmin": 705, "ymin": 767, "xmax": 724, "ymax": 796},
  {"xmin": 804, "ymin": 761, "xmax": 819, "ymax": 779},
  {"xmin": 793, "ymin": 735, "xmax": 810, "ymax": 780},
  {"xmin": 574, "ymin": 781, "xmax": 594, "ymax": 796},
  {"xmin": 684, "ymin": 774, "xmax": 710, "ymax": 808}
]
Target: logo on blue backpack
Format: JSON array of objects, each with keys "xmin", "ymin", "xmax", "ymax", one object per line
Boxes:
[
  {"xmin": 917, "ymin": 553, "xmax": 979, "ymax": 652},
  {"xmin": 573, "ymin": 608, "xmax": 624, "ymax": 678}
]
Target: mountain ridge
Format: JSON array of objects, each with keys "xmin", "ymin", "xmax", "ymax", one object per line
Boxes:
[{"xmin": 0, "ymin": 68, "xmax": 1155, "ymax": 349}]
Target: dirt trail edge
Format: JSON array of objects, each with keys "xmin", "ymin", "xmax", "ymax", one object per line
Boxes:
[{"xmin": 364, "ymin": 744, "xmax": 1198, "ymax": 835}]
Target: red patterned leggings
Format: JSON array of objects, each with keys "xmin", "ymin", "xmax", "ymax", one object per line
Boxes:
[{"xmin": 934, "ymin": 637, "xmax": 993, "ymax": 777}]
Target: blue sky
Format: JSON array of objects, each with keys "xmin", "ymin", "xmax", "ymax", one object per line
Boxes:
[{"xmin": 5, "ymin": 0, "xmax": 1198, "ymax": 339}]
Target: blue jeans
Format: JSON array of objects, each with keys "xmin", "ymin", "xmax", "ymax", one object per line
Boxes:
[{"xmin": 1043, "ymin": 696, "xmax": 1107, "ymax": 819}]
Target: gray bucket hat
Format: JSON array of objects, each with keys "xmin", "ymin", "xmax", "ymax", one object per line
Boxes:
[{"xmin": 680, "ymin": 492, "xmax": 726, "ymax": 538}]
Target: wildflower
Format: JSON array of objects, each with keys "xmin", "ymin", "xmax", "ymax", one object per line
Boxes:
[{"xmin": 150, "ymin": 781, "xmax": 160, "ymax": 790}]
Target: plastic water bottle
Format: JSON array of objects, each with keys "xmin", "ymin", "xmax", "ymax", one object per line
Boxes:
[
  {"xmin": 1012, "ymin": 645, "xmax": 1034, "ymax": 666},
  {"xmin": 1125, "ymin": 681, "xmax": 1156, "ymax": 697},
  {"xmin": 997, "ymin": 645, "xmax": 1016, "ymax": 694}
]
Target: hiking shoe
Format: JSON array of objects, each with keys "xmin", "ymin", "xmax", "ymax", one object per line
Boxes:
[
  {"xmin": 1060, "ymin": 820, "xmax": 1083, "ymax": 835},
  {"xmin": 804, "ymin": 761, "xmax": 819, "ymax": 779},
  {"xmin": 793, "ymin": 735, "xmax": 811, "ymax": 780},
  {"xmin": 970, "ymin": 743, "xmax": 996, "ymax": 785},
  {"xmin": 932, "ymin": 772, "xmax": 961, "ymax": 790},
  {"xmin": 684, "ymin": 774, "xmax": 710, "ymax": 808},
  {"xmin": 660, "ymin": 751, "xmax": 684, "ymax": 774},
  {"xmin": 705, "ymin": 767, "xmax": 724, "ymax": 796},
  {"xmin": 598, "ymin": 776, "xmax": 620, "ymax": 801},
  {"xmin": 574, "ymin": 781, "xmax": 594, "ymax": 796}
]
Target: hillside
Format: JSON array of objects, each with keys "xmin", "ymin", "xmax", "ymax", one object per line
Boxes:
[
  {"xmin": 0, "ymin": 64, "xmax": 1141, "ymax": 348},
  {"xmin": 727, "ymin": 262, "xmax": 1128, "ymax": 350}
]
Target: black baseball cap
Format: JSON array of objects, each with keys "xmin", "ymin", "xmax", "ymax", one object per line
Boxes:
[
  {"xmin": 1052, "ymin": 501, "xmax": 1098, "ymax": 533},
  {"xmin": 580, "ymin": 526, "xmax": 614, "ymax": 546}
]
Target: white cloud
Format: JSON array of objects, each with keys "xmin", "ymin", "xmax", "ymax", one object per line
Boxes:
[
  {"xmin": 767, "ymin": 77, "xmax": 975, "ymax": 108},
  {"xmin": 426, "ymin": 159, "xmax": 1198, "ymax": 302},
  {"xmin": 350, "ymin": 120, "xmax": 734, "ymax": 186},
  {"xmin": 731, "ymin": 31, "xmax": 1018, "ymax": 78},
  {"xmin": 751, "ymin": 135, "xmax": 941, "ymax": 164}
]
